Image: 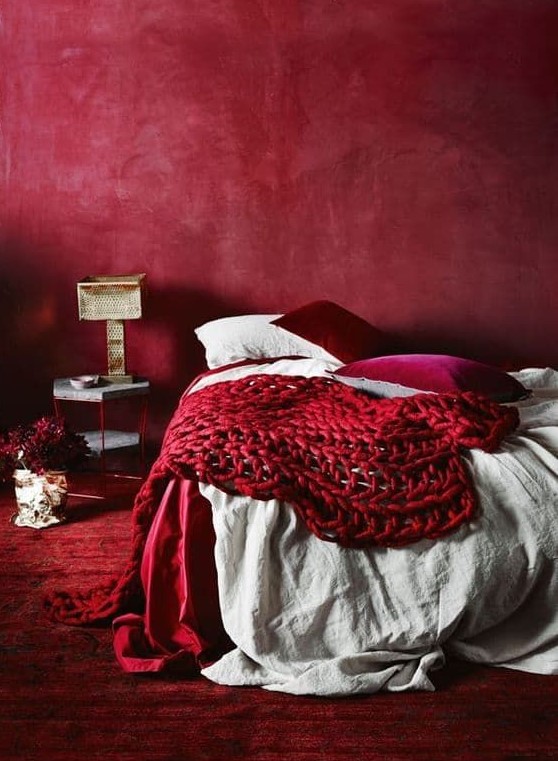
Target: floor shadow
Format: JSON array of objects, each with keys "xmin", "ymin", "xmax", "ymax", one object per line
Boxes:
[{"xmin": 429, "ymin": 656, "xmax": 486, "ymax": 690}]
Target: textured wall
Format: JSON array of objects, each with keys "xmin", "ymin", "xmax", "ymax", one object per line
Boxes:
[{"xmin": 2, "ymin": 1, "xmax": 558, "ymax": 441}]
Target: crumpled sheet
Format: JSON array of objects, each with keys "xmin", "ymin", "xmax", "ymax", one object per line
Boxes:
[{"xmin": 198, "ymin": 364, "xmax": 558, "ymax": 695}]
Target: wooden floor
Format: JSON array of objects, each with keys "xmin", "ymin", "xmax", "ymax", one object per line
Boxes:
[{"xmin": 1, "ymin": 472, "xmax": 558, "ymax": 761}]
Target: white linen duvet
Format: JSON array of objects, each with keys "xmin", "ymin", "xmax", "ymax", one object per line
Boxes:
[{"xmin": 190, "ymin": 360, "xmax": 558, "ymax": 696}]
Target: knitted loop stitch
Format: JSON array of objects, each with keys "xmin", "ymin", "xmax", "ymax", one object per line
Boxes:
[{"xmin": 45, "ymin": 374, "xmax": 518, "ymax": 625}]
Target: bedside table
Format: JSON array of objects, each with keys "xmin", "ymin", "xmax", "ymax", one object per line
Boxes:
[{"xmin": 52, "ymin": 378, "xmax": 150, "ymax": 480}]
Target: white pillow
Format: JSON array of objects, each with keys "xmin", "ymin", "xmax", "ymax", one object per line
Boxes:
[{"xmin": 195, "ymin": 314, "xmax": 338, "ymax": 369}]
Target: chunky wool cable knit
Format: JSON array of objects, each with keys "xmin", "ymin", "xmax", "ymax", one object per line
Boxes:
[{"xmin": 45, "ymin": 374, "xmax": 518, "ymax": 625}]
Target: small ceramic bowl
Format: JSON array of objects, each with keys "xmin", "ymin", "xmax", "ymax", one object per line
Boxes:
[{"xmin": 70, "ymin": 375, "xmax": 100, "ymax": 390}]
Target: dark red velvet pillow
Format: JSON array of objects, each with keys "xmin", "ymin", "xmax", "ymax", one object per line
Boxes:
[
  {"xmin": 271, "ymin": 301, "xmax": 387, "ymax": 363},
  {"xmin": 333, "ymin": 354, "xmax": 529, "ymax": 402}
]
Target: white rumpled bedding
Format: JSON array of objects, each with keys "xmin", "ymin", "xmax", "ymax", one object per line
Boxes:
[{"xmin": 189, "ymin": 359, "xmax": 558, "ymax": 696}]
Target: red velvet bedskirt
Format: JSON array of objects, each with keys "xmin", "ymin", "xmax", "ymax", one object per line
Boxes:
[{"xmin": 113, "ymin": 477, "xmax": 232, "ymax": 674}]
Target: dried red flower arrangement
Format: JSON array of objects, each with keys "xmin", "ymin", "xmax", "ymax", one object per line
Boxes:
[{"xmin": 0, "ymin": 417, "xmax": 90, "ymax": 481}]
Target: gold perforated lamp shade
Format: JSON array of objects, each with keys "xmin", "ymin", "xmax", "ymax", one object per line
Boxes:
[{"xmin": 77, "ymin": 274, "xmax": 145, "ymax": 382}]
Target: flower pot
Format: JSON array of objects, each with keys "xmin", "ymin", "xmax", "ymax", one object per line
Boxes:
[{"xmin": 12, "ymin": 469, "xmax": 68, "ymax": 529}]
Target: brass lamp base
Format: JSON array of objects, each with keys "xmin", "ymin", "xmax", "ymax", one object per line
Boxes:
[{"xmin": 101, "ymin": 374, "xmax": 135, "ymax": 385}]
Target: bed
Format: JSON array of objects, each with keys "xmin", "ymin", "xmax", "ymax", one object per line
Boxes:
[{"xmin": 47, "ymin": 301, "xmax": 558, "ymax": 697}]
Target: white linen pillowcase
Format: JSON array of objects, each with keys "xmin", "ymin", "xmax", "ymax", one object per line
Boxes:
[
  {"xmin": 331, "ymin": 374, "xmax": 428, "ymax": 398},
  {"xmin": 195, "ymin": 314, "xmax": 339, "ymax": 369}
]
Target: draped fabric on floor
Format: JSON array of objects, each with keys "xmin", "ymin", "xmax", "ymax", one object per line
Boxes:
[{"xmin": 113, "ymin": 477, "xmax": 232, "ymax": 674}]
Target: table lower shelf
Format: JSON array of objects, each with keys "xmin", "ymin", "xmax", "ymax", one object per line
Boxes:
[{"xmin": 81, "ymin": 429, "xmax": 141, "ymax": 456}]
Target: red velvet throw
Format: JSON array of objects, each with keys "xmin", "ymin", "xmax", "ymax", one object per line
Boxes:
[{"xmin": 46, "ymin": 375, "xmax": 518, "ymax": 626}]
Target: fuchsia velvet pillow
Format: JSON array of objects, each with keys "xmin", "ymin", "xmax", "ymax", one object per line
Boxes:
[
  {"xmin": 332, "ymin": 354, "xmax": 529, "ymax": 402},
  {"xmin": 271, "ymin": 300, "xmax": 387, "ymax": 364}
]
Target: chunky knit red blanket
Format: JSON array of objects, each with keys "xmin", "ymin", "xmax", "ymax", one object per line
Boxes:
[{"xmin": 46, "ymin": 374, "xmax": 518, "ymax": 625}]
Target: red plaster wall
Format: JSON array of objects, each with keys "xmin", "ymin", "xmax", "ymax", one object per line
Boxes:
[{"xmin": 2, "ymin": 1, "xmax": 558, "ymax": 443}]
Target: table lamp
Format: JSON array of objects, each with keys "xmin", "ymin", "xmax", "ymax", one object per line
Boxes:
[{"xmin": 77, "ymin": 274, "xmax": 145, "ymax": 383}]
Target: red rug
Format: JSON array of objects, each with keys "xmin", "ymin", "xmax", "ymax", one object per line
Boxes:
[{"xmin": 1, "ymin": 473, "xmax": 558, "ymax": 761}]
